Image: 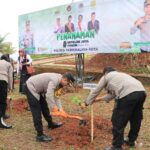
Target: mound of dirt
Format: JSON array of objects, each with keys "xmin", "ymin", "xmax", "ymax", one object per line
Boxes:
[
  {"xmin": 14, "ymin": 80, "xmax": 20, "ymax": 84},
  {"xmin": 9, "ymin": 98, "xmax": 112, "ymax": 149},
  {"xmin": 50, "ymin": 116, "xmax": 112, "ymax": 148},
  {"xmin": 11, "ymin": 98, "xmax": 28, "ymax": 112},
  {"xmin": 86, "ymin": 53, "xmax": 150, "ymax": 72},
  {"xmin": 53, "ymin": 54, "xmax": 150, "ymax": 74}
]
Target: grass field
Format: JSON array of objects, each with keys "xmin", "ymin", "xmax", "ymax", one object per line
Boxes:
[
  {"xmin": 0, "ymin": 83, "xmax": 150, "ymax": 150},
  {"xmin": 30, "ymin": 54, "xmax": 66, "ymax": 61}
]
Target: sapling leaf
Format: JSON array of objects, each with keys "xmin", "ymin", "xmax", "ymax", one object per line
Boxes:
[{"xmin": 71, "ymin": 96, "xmax": 82, "ymax": 105}]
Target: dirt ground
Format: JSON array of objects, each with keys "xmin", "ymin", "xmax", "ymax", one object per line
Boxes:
[
  {"xmin": 0, "ymin": 83, "xmax": 150, "ymax": 150},
  {"xmin": 54, "ymin": 54, "xmax": 150, "ymax": 74}
]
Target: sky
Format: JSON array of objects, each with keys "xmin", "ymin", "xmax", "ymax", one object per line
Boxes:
[{"xmin": 0, "ymin": 0, "xmax": 81, "ymax": 49}]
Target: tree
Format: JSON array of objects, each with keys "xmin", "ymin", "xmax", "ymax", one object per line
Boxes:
[{"xmin": 0, "ymin": 33, "xmax": 16, "ymax": 54}]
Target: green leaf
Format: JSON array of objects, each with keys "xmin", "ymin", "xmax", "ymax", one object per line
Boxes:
[
  {"xmin": 0, "ymin": 33, "xmax": 16, "ymax": 54},
  {"xmin": 71, "ymin": 96, "xmax": 82, "ymax": 105}
]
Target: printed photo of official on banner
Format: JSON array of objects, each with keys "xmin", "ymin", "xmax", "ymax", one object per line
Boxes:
[{"xmin": 18, "ymin": 0, "xmax": 150, "ymax": 54}]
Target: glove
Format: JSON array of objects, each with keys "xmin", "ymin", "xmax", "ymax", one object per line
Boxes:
[
  {"xmin": 52, "ymin": 106, "xmax": 59, "ymax": 112},
  {"xmin": 54, "ymin": 88, "xmax": 63, "ymax": 98},
  {"xmin": 51, "ymin": 107, "xmax": 69, "ymax": 118}
]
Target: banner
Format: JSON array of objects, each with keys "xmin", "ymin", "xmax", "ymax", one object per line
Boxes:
[{"xmin": 18, "ymin": 0, "xmax": 150, "ymax": 54}]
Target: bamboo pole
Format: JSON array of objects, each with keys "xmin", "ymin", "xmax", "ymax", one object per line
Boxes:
[{"xmin": 91, "ymin": 105, "xmax": 94, "ymax": 142}]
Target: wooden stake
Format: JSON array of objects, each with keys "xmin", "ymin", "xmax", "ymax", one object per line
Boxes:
[{"xmin": 91, "ymin": 105, "xmax": 94, "ymax": 142}]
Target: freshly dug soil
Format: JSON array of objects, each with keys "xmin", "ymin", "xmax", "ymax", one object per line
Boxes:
[
  {"xmin": 86, "ymin": 53, "xmax": 150, "ymax": 72},
  {"xmin": 14, "ymin": 80, "xmax": 20, "ymax": 84},
  {"xmin": 50, "ymin": 116, "xmax": 112, "ymax": 149},
  {"xmin": 11, "ymin": 98, "xmax": 28, "ymax": 112},
  {"xmin": 54, "ymin": 54, "xmax": 150, "ymax": 73},
  {"xmin": 9, "ymin": 98, "xmax": 113, "ymax": 149}
]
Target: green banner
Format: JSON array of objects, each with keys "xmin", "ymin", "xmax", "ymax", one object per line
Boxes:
[{"xmin": 18, "ymin": 0, "xmax": 150, "ymax": 54}]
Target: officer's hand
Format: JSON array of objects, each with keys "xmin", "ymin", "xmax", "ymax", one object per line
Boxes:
[
  {"xmin": 135, "ymin": 18, "xmax": 145, "ymax": 27},
  {"xmin": 80, "ymin": 103, "xmax": 87, "ymax": 109},
  {"xmin": 93, "ymin": 96, "xmax": 104, "ymax": 103}
]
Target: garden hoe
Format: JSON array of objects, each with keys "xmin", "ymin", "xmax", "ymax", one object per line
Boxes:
[{"xmin": 53, "ymin": 90, "xmax": 87, "ymax": 125}]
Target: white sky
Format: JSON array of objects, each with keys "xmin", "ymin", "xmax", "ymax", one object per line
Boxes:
[{"xmin": 0, "ymin": 0, "xmax": 81, "ymax": 49}]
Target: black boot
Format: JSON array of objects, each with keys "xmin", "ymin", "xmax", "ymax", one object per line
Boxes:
[
  {"xmin": 0, "ymin": 117, "xmax": 12, "ymax": 129},
  {"xmin": 36, "ymin": 134, "xmax": 53, "ymax": 142},
  {"xmin": 104, "ymin": 147, "xmax": 123, "ymax": 150},
  {"xmin": 48, "ymin": 122, "xmax": 63, "ymax": 129}
]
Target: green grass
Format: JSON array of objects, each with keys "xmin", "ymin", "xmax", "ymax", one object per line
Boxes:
[
  {"xmin": 3, "ymin": 82, "xmax": 150, "ymax": 150},
  {"xmin": 127, "ymin": 67, "xmax": 150, "ymax": 74},
  {"xmin": 30, "ymin": 54, "xmax": 55, "ymax": 60},
  {"xmin": 30, "ymin": 54, "xmax": 66, "ymax": 61}
]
